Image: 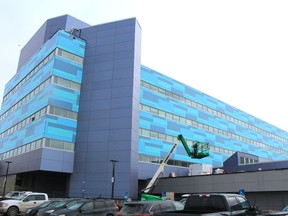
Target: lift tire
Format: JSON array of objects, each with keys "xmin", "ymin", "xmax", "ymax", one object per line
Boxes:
[{"xmin": 6, "ymin": 206, "xmax": 19, "ymax": 216}]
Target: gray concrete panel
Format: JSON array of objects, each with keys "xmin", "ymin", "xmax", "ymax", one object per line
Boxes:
[{"xmin": 153, "ymin": 169, "xmax": 288, "ymax": 194}]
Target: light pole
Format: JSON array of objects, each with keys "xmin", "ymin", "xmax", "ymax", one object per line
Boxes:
[
  {"xmin": 3, "ymin": 161, "xmax": 12, "ymax": 196},
  {"xmin": 110, "ymin": 160, "xmax": 118, "ymax": 199}
]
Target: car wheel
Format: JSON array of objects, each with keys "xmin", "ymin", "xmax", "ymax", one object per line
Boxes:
[{"xmin": 6, "ymin": 207, "xmax": 19, "ymax": 216}]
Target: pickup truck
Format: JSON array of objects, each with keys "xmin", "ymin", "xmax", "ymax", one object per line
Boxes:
[
  {"xmin": 154, "ymin": 193, "xmax": 261, "ymax": 216},
  {"xmin": 0, "ymin": 192, "xmax": 49, "ymax": 216}
]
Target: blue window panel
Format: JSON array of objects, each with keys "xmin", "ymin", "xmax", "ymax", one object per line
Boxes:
[
  {"xmin": 140, "ymin": 65, "xmax": 288, "ymax": 165},
  {"xmin": 1, "ymin": 63, "xmax": 54, "ymax": 114},
  {"xmin": 141, "ymin": 65, "xmax": 288, "ymax": 138},
  {"xmin": 56, "ymin": 31, "xmax": 86, "ymax": 57},
  {"xmin": 0, "ymin": 136, "xmax": 12, "ymax": 153},
  {"xmin": 49, "ymin": 87, "xmax": 80, "ymax": 112},
  {"xmin": 53, "ymin": 58, "xmax": 83, "ymax": 83},
  {"xmin": 0, "ymin": 118, "xmax": 46, "ymax": 153},
  {"xmin": 45, "ymin": 119, "xmax": 77, "ymax": 142},
  {"xmin": 0, "ymin": 95, "xmax": 50, "ymax": 133},
  {"xmin": 4, "ymin": 39, "xmax": 57, "ymax": 95},
  {"xmin": 3, "ymin": 30, "xmax": 85, "ymax": 98}
]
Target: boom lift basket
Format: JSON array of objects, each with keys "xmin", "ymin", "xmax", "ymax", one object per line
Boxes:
[
  {"xmin": 177, "ymin": 134, "xmax": 210, "ymax": 159},
  {"xmin": 192, "ymin": 141, "xmax": 210, "ymax": 159},
  {"xmin": 141, "ymin": 193, "xmax": 163, "ymax": 201}
]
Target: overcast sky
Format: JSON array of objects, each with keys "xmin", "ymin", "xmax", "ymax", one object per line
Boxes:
[{"xmin": 1, "ymin": 0, "xmax": 288, "ymax": 131}]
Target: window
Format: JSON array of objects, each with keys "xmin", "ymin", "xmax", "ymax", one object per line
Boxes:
[
  {"xmin": 240, "ymin": 157, "xmax": 245, "ymax": 164},
  {"xmin": 25, "ymin": 195, "xmax": 36, "ymax": 201},
  {"xmin": 160, "ymin": 203, "xmax": 174, "ymax": 212},
  {"xmin": 81, "ymin": 202, "xmax": 93, "ymax": 211},
  {"xmin": 237, "ymin": 196, "xmax": 251, "ymax": 209},
  {"xmin": 36, "ymin": 195, "xmax": 46, "ymax": 200},
  {"xmin": 94, "ymin": 201, "xmax": 105, "ymax": 208},
  {"xmin": 228, "ymin": 197, "xmax": 241, "ymax": 211},
  {"xmin": 150, "ymin": 204, "xmax": 161, "ymax": 213}
]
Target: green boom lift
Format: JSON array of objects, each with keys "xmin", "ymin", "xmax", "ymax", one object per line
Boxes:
[
  {"xmin": 177, "ymin": 134, "xmax": 209, "ymax": 159},
  {"xmin": 140, "ymin": 134, "xmax": 209, "ymax": 200}
]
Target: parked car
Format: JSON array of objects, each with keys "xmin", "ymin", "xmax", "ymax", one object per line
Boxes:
[
  {"xmin": 25, "ymin": 200, "xmax": 60, "ymax": 216},
  {"xmin": 0, "ymin": 192, "xmax": 49, "ymax": 216},
  {"xmin": 265, "ymin": 205, "xmax": 288, "ymax": 216},
  {"xmin": 37, "ymin": 198, "xmax": 83, "ymax": 216},
  {"xmin": 178, "ymin": 194, "xmax": 191, "ymax": 205},
  {"xmin": 50, "ymin": 199, "xmax": 119, "ymax": 216},
  {"xmin": 117, "ymin": 200, "xmax": 180, "ymax": 216},
  {"xmin": 173, "ymin": 201, "xmax": 184, "ymax": 210},
  {"xmin": 0, "ymin": 191, "xmax": 32, "ymax": 201}
]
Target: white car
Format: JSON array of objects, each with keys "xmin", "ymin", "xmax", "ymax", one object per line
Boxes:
[
  {"xmin": 3, "ymin": 191, "xmax": 32, "ymax": 199},
  {"xmin": 0, "ymin": 192, "xmax": 49, "ymax": 216}
]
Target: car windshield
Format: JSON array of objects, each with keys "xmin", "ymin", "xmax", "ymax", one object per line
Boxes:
[
  {"xmin": 4, "ymin": 192, "xmax": 13, "ymax": 197},
  {"xmin": 53, "ymin": 199, "xmax": 79, "ymax": 208},
  {"xmin": 39, "ymin": 201, "xmax": 54, "ymax": 207},
  {"xmin": 52, "ymin": 200, "xmax": 70, "ymax": 207},
  {"xmin": 174, "ymin": 201, "xmax": 184, "ymax": 210},
  {"xmin": 66, "ymin": 200, "xmax": 81, "ymax": 207},
  {"xmin": 282, "ymin": 206, "xmax": 288, "ymax": 211},
  {"xmin": 179, "ymin": 198, "xmax": 187, "ymax": 204},
  {"xmin": 120, "ymin": 204, "xmax": 145, "ymax": 214},
  {"xmin": 15, "ymin": 194, "xmax": 27, "ymax": 200},
  {"xmin": 66, "ymin": 201, "xmax": 86, "ymax": 210}
]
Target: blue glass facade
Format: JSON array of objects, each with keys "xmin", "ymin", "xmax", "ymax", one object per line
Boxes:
[
  {"xmin": 0, "ymin": 30, "xmax": 85, "ymax": 155},
  {"xmin": 138, "ymin": 65, "xmax": 288, "ymax": 179},
  {"xmin": 0, "ymin": 15, "xmax": 288, "ymax": 200}
]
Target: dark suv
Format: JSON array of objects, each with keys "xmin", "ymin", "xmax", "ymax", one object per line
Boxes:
[
  {"xmin": 50, "ymin": 199, "xmax": 119, "ymax": 216},
  {"xmin": 117, "ymin": 200, "xmax": 181, "ymax": 216}
]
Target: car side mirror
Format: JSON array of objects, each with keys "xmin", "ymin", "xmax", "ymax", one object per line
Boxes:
[
  {"xmin": 247, "ymin": 205, "xmax": 259, "ymax": 213},
  {"xmin": 251, "ymin": 205, "xmax": 259, "ymax": 211}
]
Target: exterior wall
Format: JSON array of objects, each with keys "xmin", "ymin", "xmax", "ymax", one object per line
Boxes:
[
  {"xmin": 17, "ymin": 15, "xmax": 90, "ymax": 72},
  {"xmin": 0, "ymin": 30, "xmax": 86, "ymax": 173},
  {"xmin": 223, "ymin": 152, "xmax": 288, "ymax": 173},
  {"xmin": 152, "ymin": 169, "xmax": 288, "ymax": 211},
  {"xmin": 69, "ymin": 18, "xmax": 141, "ymax": 199},
  {"xmin": 139, "ymin": 66, "xmax": 288, "ymax": 177}
]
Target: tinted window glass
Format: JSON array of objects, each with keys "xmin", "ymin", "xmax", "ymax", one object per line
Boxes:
[
  {"xmin": 228, "ymin": 197, "xmax": 241, "ymax": 211},
  {"xmin": 160, "ymin": 203, "xmax": 175, "ymax": 212},
  {"xmin": 95, "ymin": 201, "xmax": 105, "ymax": 208},
  {"xmin": 36, "ymin": 195, "xmax": 45, "ymax": 200},
  {"xmin": 237, "ymin": 196, "xmax": 251, "ymax": 209},
  {"xmin": 81, "ymin": 202, "xmax": 93, "ymax": 211},
  {"xmin": 120, "ymin": 204, "xmax": 144, "ymax": 214},
  {"xmin": 150, "ymin": 204, "xmax": 161, "ymax": 213},
  {"xmin": 27, "ymin": 195, "xmax": 36, "ymax": 201}
]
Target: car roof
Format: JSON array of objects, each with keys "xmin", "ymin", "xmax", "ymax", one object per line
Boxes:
[{"xmin": 124, "ymin": 200, "xmax": 174, "ymax": 205}]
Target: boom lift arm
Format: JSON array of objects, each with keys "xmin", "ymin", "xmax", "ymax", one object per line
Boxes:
[
  {"xmin": 141, "ymin": 134, "xmax": 209, "ymax": 198},
  {"xmin": 142, "ymin": 142, "xmax": 178, "ymax": 194}
]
